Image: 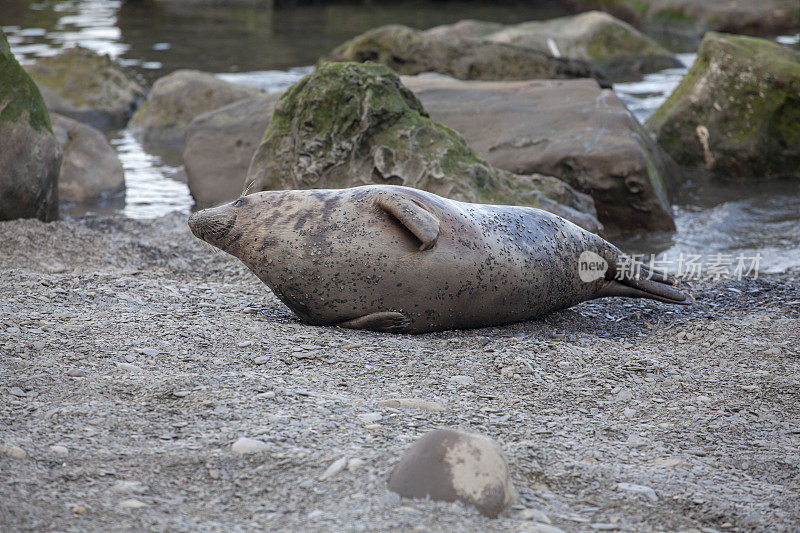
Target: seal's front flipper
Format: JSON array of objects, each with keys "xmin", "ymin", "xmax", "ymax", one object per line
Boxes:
[
  {"xmin": 378, "ymin": 194, "xmax": 440, "ymax": 251},
  {"xmin": 336, "ymin": 312, "xmax": 411, "ymax": 333}
]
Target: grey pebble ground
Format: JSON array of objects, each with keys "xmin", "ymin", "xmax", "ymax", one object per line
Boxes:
[{"xmin": 1, "ymin": 214, "xmax": 798, "ymax": 532}]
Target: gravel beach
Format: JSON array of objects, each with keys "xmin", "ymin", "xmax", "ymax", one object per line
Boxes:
[{"xmin": 1, "ymin": 213, "xmax": 798, "ymax": 532}]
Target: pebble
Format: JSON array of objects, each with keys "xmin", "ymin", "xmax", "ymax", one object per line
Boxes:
[
  {"xmin": 243, "ymin": 307, "xmax": 258, "ymax": 314},
  {"xmin": 254, "ymin": 356, "xmax": 269, "ymax": 365},
  {"xmin": 50, "ymin": 445, "xmax": 68, "ymax": 455},
  {"xmin": 364, "ymin": 424, "xmax": 382, "ymax": 431},
  {"xmin": 67, "ymin": 369, "xmax": 86, "ymax": 377},
  {"xmin": 32, "ymin": 340, "xmax": 46, "ymax": 350},
  {"xmin": 319, "ymin": 456, "xmax": 347, "ymax": 480},
  {"xmin": 623, "ymin": 408, "xmax": 636, "ymax": 418},
  {"xmin": 173, "ymin": 390, "xmax": 191, "ymax": 398},
  {"xmin": 347, "ymin": 458, "xmax": 365, "ymax": 471},
  {"xmin": 238, "ymin": 340, "xmax": 254, "ymax": 348},
  {"xmin": 4, "ymin": 445, "xmax": 27, "ymax": 459},
  {"xmin": 377, "ymin": 398, "xmax": 447, "ymax": 412},
  {"xmin": 115, "ymin": 362, "xmax": 143, "ymax": 372},
  {"xmin": 111, "ymin": 480, "xmax": 148, "ymax": 494},
  {"xmin": 616, "ymin": 389, "xmax": 633, "ymax": 401},
  {"xmin": 357, "ymin": 412, "xmax": 383, "ymax": 424},
  {"xmin": 520, "ymin": 524, "xmax": 566, "ymax": 533},
  {"xmin": 740, "ymin": 384, "xmax": 760, "ymax": 392},
  {"xmin": 617, "ymin": 482, "xmax": 658, "ymax": 502},
  {"xmin": 518, "ymin": 508, "xmax": 551, "ymax": 523},
  {"xmin": 449, "ymin": 375, "xmax": 474, "ymax": 386},
  {"xmin": 118, "ymin": 499, "xmax": 147, "ymax": 509},
  {"xmin": 231, "ymin": 437, "xmax": 268, "ymax": 454},
  {"xmin": 696, "ymin": 395, "xmax": 712, "ymax": 404},
  {"xmin": 591, "ymin": 524, "xmax": 619, "ymax": 531},
  {"xmin": 71, "ymin": 504, "xmax": 87, "ymax": 515}
]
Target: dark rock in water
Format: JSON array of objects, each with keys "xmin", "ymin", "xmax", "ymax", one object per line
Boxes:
[
  {"xmin": 436, "ymin": 11, "xmax": 681, "ymax": 81},
  {"xmin": 184, "ymin": 94, "xmax": 280, "ymax": 208},
  {"xmin": 51, "ymin": 114, "xmax": 125, "ymax": 204},
  {"xmin": 0, "ymin": 29, "xmax": 60, "ymax": 222},
  {"xmin": 563, "ymin": 0, "xmax": 799, "ymax": 43},
  {"xmin": 647, "ymin": 32, "xmax": 800, "ymax": 180},
  {"xmin": 25, "ymin": 46, "xmax": 145, "ymax": 130},
  {"xmin": 388, "ymin": 428, "xmax": 516, "ymax": 518},
  {"xmin": 325, "ymin": 24, "xmax": 611, "ymax": 88},
  {"xmin": 245, "ymin": 62, "xmax": 603, "ymax": 234},
  {"xmin": 404, "ymin": 75, "xmax": 677, "ymax": 235},
  {"xmin": 130, "ymin": 70, "xmax": 262, "ymax": 147}
]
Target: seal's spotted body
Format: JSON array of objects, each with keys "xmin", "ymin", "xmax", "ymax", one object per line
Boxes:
[{"xmin": 189, "ymin": 185, "xmax": 689, "ymax": 333}]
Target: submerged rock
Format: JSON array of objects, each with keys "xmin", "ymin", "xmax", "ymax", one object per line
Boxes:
[
  {"xmin": 245, "ymin": 62, "xmax": 602, "ymax": 234},
  {"xmin": 25, "ymin": 46, "xmax": 144, "ymax": 130},
  {"xmin": 0, "ymin": 29, "xmax": 60, "ymax": 222},
  {"xmin": 482, "ymin": 11, "xmax": 681, "ymax": 80},
  {"xmin": 647, "ymin": 32, "xmax": 800, "ymax": 180},
  {"xmin": 51, "ymin": 114, "xmax": 125, "ymax": 204},
  {"xmin": 184, "ymin": 94, "xmax": 280, "ymax": 207},
  {"xmin": 325, "ymin": 24, "xmax": 610, "ymax": 87},
  {"xmin": 404, "ymin": 75, "xmax": 676, "ymax": 235},
  {"xmin": 130, "ymin": 70, "xmax": 261, "ymax": 146},
  {"xmin": 388, "ymin": 428, "xmax": 516, "ymax": 518}
]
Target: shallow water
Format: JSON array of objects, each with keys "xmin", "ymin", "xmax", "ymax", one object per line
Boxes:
[{"xmin": 3, "ymin": 2, "xmax": 799, "ymax": 275}]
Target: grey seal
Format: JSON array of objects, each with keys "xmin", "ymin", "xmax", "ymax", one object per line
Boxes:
[{"xmin": 188, "ymin": 185, "xmax": 690, "ymax": 333}]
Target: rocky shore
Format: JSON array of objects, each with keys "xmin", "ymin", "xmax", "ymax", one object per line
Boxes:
[{"xmin": 2, "ymin": 213, "xmax": 799, "ymax": 532}]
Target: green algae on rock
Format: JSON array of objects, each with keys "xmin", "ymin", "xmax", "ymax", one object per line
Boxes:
[
  {"xmin": 0, "ymin": 29, "xmax": 61, "ymax": 222},
  {"xmin": 647, "ymin": 32, "xmax": 800, "ymax": 180},
  {"xmin": 246, "ymin": 62, "xmax": 602, "ymax": 234},
  {"xmin": 25, "ymin": 46, "xmax": 145, "ymax": 130},
  {"xmin": 324, "ymin": 25, "xmax": 611, "ymax": 88}
]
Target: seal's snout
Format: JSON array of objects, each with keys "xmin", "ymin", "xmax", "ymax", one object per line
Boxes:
[{"xmin": 187, "ymin": 206, "xmax": 237, "ymax": 248}]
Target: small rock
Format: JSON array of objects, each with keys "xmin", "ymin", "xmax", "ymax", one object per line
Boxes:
[
  {"xmin": 518, "ymin": 508, "xmax": 551, "ymax": 523},
  {"xmin": 4, "ymin": 445, "xmax": 27, "ymax": 459},
  {"xmin": 67, "ymin": 369, "xmax": 86, "ymax": 377},
  {"xmin": 616, "ymin": 389, "xmax": 633, "ymax": 401},
  {"xmin": 623, "ymin": 408, "xmax": 636, "ymax": 418},
  {"xmin": 243, "ymin": 307, "xmax": 258, "ymax": 314},
  {"xmin": 238, "ymin": 340, "xmax": 254, "ymax": 348},
  {"xmin": 71, "ymin": 504, "xmax": 87, "ymax": 515},
  {"xmin": 9, "ymin": 387, "xmax": 26, "ymax": 397},
  {"xmin": 388, "ymin": 428, "xmax": 516, "ymax": 518},
  {"xmin": 111, "ymin": 480, "xmax": 148, "ymax": 494},
  {"xmin": 449, "ymin": 375, "xmax": 474, "ymax": 386},
  {"xmin": 115, "ymin": 362, "xmax": 143, "ymax": 372},
  {"xmin": 740, "ymin": 384, "xmax": 760, "ymax": 392},
  {"xmin": 364, "ymin": 424, "xmax": 382, "ymax": 431},
  {"xmin": 617, "ymin": 482, "xmax": 658, "ymax": 502},
  {"xmin": 591, "ymin": 524, "xmax": 619, "ymax": 531},
  {"xmin": 357, "ymin": 412, "xmax": 383, "ymax": 424},
  {"xmin": 50, "ymin": 445, "xmax": 68, "ymax": 455},
  {"xmin": 696, "ymin": 395, "xmax": 712, "ymax": 404},
  {"xmin": 378, "ymin": 398, "xmax": 447, "ymax": 412},
  {"xmin": 231, "ymin": 437, "xmax": 268, "ymax": 455},
  {"xmin": 319, "ymin": 457, "xmax": 348, "ymax": 480},
  {"xmin": 32, "ymin": 340, "xmax": 46, "ymax": 350},
  {"xmin": 253, "ymin": 356, "xmax": 269, "ymax": 365},
  {"xmin": 172, "ymin": 390, "xmax": 191, "ymax": 398},
  {"xmin": 118, "ymin": 499, "xmax": 147, "ymax": 509},
  {"xmin": 519, "ymin": 523, "xmax": 566, "ymax": 533},
  {"xmin": 347, "ymin": 458, "xmax": 365, "ymax": 471}
]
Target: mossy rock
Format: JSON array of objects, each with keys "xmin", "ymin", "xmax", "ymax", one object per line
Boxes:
[
  {"xmin": 246, "ymin": 62, "xmax": 602, "ymax": 233},
  {"xmin": 25, "ymin": 46, "xmax": 145, "ymax": 130},
  {"xmin": 324, "ymin": 25, "xmax": 610, "ymax": 88},
  {"xmin": 647, "ymin": 32, "xmax": 800, "ymax": 179},
  {"xmin": 0, "ymin": 29, "xmax": 60, "ymax": 222}
]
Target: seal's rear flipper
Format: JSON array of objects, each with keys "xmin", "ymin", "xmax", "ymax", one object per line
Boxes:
[
  {"xmin": 336, "ymin": 312, "xmax": 411, "ymax": 333},
  {"xmin": 599, "ymin": 278, "xmax": 693, "ymax": 305},
  {"xmin": 378, "ymin": 194, "xmax": 440, "ymax": 251}
]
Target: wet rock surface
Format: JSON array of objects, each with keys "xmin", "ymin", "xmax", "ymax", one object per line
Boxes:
[
  {"xmin": 404, "ymin": 75, "xmax": 677, "ymax": 235},
  {"xmin": 246, "ymin": 62, "xmax": 602, "ymax": 233},
  {"xmin": 51, "ymin": 114, "xmax": 125, "ymax": 204},
  {"xmin": 647, "ymin": 32, "xmax": 800, "ymax": 180},
  {"xmin": 130, "ymin": 69, "xmax": 262, "ymax": 147},
  {"xmin": 0, "ymin": 29, "xmax": 60, "ymax": 223},
  {"xmin": 1, "ymin": 213, "xmax": 799, "ymax": 531},
  {"xmin": 25, "ymin": 46, "xmax": 145, "ymax": 130}
]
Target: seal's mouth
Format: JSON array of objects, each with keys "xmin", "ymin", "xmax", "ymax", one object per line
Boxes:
[{"xmin": 188, "ymin": 208, "xmax": 237, "ymax": 248}]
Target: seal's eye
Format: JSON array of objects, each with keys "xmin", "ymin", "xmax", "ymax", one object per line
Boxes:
[{"xmin": 233, "ymin": 198, "xmax": 245, "ymax": 207}]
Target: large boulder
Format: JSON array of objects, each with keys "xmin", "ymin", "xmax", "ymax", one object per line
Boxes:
[
  {"xmin": 647, "ymin": 33, "xmax": 800, "ymax": 180},
  {"xmin": 0, "ymin": 30, "xmax": 60, "ymax": 222},
  {"xmin": 51, "ymin": 114, "xmax": 125, "ymax": 204},
  {"xmin": 403, "ymin": 75, "xmax": 676, "ymax": 235},
  {"xmin": 246, "ymin": 62, "xmax": 602, "ymax": 234},
  {"xmin": 129, "ymin": 70, "xmax": 262, "ymax": 146},
  {"xmin": 184, "ymin": 93, "xmax": 280, "ymax": 208},
  {"xmin": 388, "ymin": 428, "xmax": 517, "ymax": 518},
  {"xmin": 482, "ymin": 11, "xmax": 681, "ymax": 80},
  {"xmin": 25, "ymin": 46, "xmax": 145, "ymax": 130},
  {"xmin": 325, "ymin": 24, "xmax": 611, "ymax": 88},
  {"xmin": 563, "ymin": 0, "xmax": 800, "ymax": 42}
]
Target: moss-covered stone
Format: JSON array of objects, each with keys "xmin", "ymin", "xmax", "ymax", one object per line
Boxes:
[
  {"xmin": 246, "ymin": 62, "xmax": 602, "ymax": 233},
  {"xmin": 647, "ymin": 32, "xmax": 800, "ymax": 179},
  {"xmin": 324, "ymin": 25, "xmax": 610, "ymax": 87},
  {"xmin": 0, "ymin": 30, "xmax": 51, "ymax": 133},
  {"xmin": 25, "ymin": 46, "xmax": 145, "ymax": 130},
  {"xmin": 0, "ymin": 28, "xmax": 61, "ymax": 222}
]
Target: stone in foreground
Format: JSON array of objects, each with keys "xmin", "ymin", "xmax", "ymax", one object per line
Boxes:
[
  {"xmin": 404, "ymin": 75, "xmax": 676, "ymax": 234},
  {"xmin": 647, "ymin": 32, "xmax": 800, "ymax": 180},
  {"xmin": 0, "ymin": 29, "xmax": 60, "ymax": 222},
  {"xmin": 246, "ymin": 62, "xmax": 602, "ymax": 234},
  {"xmin": 388, "ymin": 428, "xmax": 516, "ymax": 518},
  {"xmin": 51, "ymin": 114, "xmax": 125, "ymax": 204},
  {"xmin": 25, "ymin": 46, "xmax": 144, "ymax": 130},
  {"xmin": 130, "ymin": 70, "xmax": 262, "ymax": 146}
]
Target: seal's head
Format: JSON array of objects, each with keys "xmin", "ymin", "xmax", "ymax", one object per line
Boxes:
[{"xmin": 188, "ymin": 196, "xmax": 254, "ymax": 256}]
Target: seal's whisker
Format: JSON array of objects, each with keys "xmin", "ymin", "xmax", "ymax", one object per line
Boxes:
[{"xmin": 242, "ymin": 180, "xmax": 256, "ymax": 197}]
